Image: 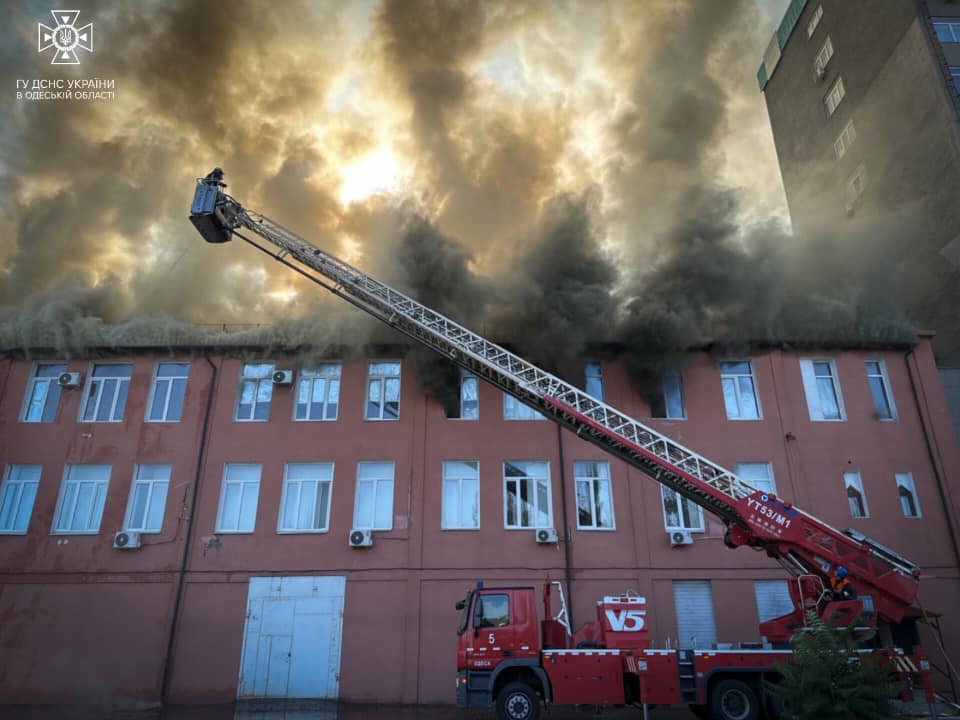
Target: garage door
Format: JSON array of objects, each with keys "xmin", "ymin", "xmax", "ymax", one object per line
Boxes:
[
  {"xmin": 754, "ymin": 580, "xmax": 794, "ymax": 623},
  {"xmin": 673, "ymin": 580, "xmax": 717, "ymax": 649},
  {"xmin": 238, "ymin": 576, "xmax": 346, "ymax": 699}
]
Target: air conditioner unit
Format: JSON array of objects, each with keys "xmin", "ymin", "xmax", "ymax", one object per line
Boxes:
[
  {"xmin": 536, "ymin": 528, "xmax": 559, "ymax": 544},
  {"xmin": 349, "ymin": 528, "xmax": 373, "ymax": 548},
  {"xmin": 272, "ymin": 370, "xmax": 293, "ymax": 385},
  {"xmin": 58, "ymin": 371, "xmax": 82, "ymax": 388},
  {"xmin": 670, "ymin": 530, "xmax": 694, "ymax": 547},
  {"xmin": 113, "ymin": 530, "xmax": 142, "ymax": 550}
]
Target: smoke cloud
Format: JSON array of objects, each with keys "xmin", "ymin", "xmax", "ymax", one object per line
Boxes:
[{"xmin": 0, "ymin": 0, "xmax": 919, "ymax": 408}]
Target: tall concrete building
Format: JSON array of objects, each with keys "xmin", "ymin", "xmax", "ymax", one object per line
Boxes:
[
  {"xmin": 0, "ymin": 338, "xmax": 958, "ymax": 705},
  {"xmin": 757, "ymin": 0, "xmax": 960, "ymax": 425}
]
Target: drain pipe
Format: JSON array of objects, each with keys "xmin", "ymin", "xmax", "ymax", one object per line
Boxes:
[
  {"xmin": 161, "ymin": 354, "xmax": 219, "ymax": 701},
  {"xmin": 556, "ymin": 424, "xmax": 575, "ymax": 628}
]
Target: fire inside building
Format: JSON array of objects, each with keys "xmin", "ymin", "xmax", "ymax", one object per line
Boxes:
[{"xmin": 1, "ymin": 333, "xmax": 958, "ymax": 707}]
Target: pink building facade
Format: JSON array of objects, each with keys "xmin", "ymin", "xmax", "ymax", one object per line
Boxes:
[{"xmin": 0, "ymin": 334, "xmax": 958, "ymax": 706}]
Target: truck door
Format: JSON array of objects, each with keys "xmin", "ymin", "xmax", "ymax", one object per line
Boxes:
[{"xmin": 468, "ymin": 592, "xmax": 514, "ymax": 670}]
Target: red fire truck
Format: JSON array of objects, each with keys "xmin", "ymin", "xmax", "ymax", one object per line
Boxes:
[{"xmin": 189, "ymin": 170, "xmax": 936, "ymax": 720}]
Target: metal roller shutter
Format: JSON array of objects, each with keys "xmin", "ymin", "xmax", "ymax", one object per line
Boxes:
[
  {"xmin": 754, "ymin": 580, "xmax": 794, "ymax": 622},
  {"xmin": 673, "ymin": 580, "xmax": 718, "ymax": 649}
]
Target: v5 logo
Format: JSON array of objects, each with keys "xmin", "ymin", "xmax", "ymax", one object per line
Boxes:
[{"xmin": 605, "ymin": 609, "xmax": 645, "ymax": 632}]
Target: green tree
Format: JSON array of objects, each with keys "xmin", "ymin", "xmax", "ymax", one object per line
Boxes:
[{"xmin": 773, "ymin": 611, "xmax": 898, "ymax": 720}]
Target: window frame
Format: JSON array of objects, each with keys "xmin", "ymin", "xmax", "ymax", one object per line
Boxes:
[
  {"xmin": 503, "ymin": 460, "xmax": 553, "ymax": 530},
  {"xmin": 293, "ymin": 364, "xmax": 342, "ymax": 422},
  {"xmin": 844, "ymin": 471, "xmax": 869, "ymax": 519},
  {"xmin": 799, "ymin": 358, "xmax": 846, "ymax": 422},
  {"xmin": 79, "ymin": 362, "xmax": 133, "ymax": 423},
  {"xmin": 441, "ymin": 460, "xmax": 481, "ymax": 530},
  {"xmin": 365, "ymin": 361, "xmax": 401, "ymax": 421},
  {"xmin": 652, "ymin": 367, "xmax": 686, "ymax": 420},
  {"xmin": 865, "ymin": 359, "xmax": 897, "ymax": 421},
  {"xmin": 895, "ymin": 472, "xmax": 921, "ymax": 518},
  {"xmin": 574, "ymin": 460, "xmax": 615, "ymax": 531},
  {"xmin": 720, "ymin": 360, "xmax": 762, "ymax": 421},
  {"xmin": 825, "ymin": 77, "xmax": 846, "ymax": 116},
  {"xmin": 735, "ymin": 462, "xmax": 777, "ymax": 495},
  {"xmin": 846, "ymin": 164, "xmax": 867, "ymax": 204},
  {"xmin": 834, "ymin": 119, "xmax": 856, "ymax": 159},
  {"xmin": 448, "ymin": 371, "xmax": 479, "ymax": 420},
  {"xmin": 278, "ymin": 462, "xmax": 335, "ymax": 533},
  {"xmin": 934, "ymin": 21, "xmax": 960, "ymax": 43},
  {"xmin": 814, "ymin": 36, "xmax": 834, "ymax": 74},
  {"xmin": 584, "ymin": 362, "xmax": 604, "ymax": 402},
  {"xmin": 660, "ymin": 486, "xmax": 705, "ymax": 533},
  {"xmin": 215, "ymin": 463, "xmax": 262, "ymax": 533},
  {"xmin": 503, "ymin": 393, "xmax": 546, "ymax": 421},
  {"xmin": 20, "ymin": 362, "xmax": 67, "ymax": 423},
  {"xmin": 234, "ymin": 362, "xmax": 275, "ymax": 422},
  {"xmin": 123, "ymin": 463, "xmax": 171, "ymax": 534},
  {"xmin": 0, "ymin": 464, "xmax": 42, "ymax": 535},
  {"xmin": 353, "ymin": 460, "xmax": 395, "ymax": 530},
  {"xmin": 951, "ymin": 67, "xmax": 960, "ymax": 90},
  {"xmin": 52, "ymin": 464, "xmax": 111, "ymax": 535},
  {"xmin": 145, "ymin": 362, "xmax": 190, "ymax": 423},
  {"xmin": 807, "ymin": 4, "xmax": 823, "ymax": 38}
]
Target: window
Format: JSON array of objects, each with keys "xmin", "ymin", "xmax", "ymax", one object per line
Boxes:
[
  {"xmin": 754, "ymin": 580, "xmax": 794, "ymax": 622},
  {"xmin": 895, "ymin": 472, "xmax": 920, "ymax": 518},
  {"xmin": 799, "ymin": 359, "xmax": 845, "ymax": 421},
  {"xmin": 574, "ymin": 461, "xmax": 614, "ymax": 530},
  {"xmin": 661, "ymin": 487, "xmax": 704, "ymax": 532},
  {"xmin": 279, "ymin": 463, "xmax": 333, "ymax": 532},
  {"xmin": 476, "ymin": 594, "xmax": 509, "ymax": 628},
  {"xmin": 865, "ymin": 360, "xmax": 896, "ymax": 420},
  {"xmin": 147, "ymin": 363, "xmax": 188, "ymax": 422},
  {"xmin": 807, "ymin": 4, "xmax": 823, "ymax": 37},
  {"xmin": 0, "ymin": 465, "xmax": 41, "ymax": 534},
  {"xmin": 80, "ymin": 364, "xmax": 132, "ymax": 422},
  {"xmin": 844, "ymin": 471, "xmax": 868, "ymax": 518},
  {"xmin": 442, "ymin": 461, "xmax": 480, "ymax": 529},
  {"xmin": 934, "ymin": 21, "xmax": 960, "ymax": 43},
  {"xmin": 53, "ymin": 465, "xmax": 110, "ymax": 534},
  {"xmin": 951, "ymin": 67, "xmax": 960, "ymax": 91},
  {"xmin": 449, "ymin": 372, "xmax": 479, "ymax": 420},
  {"xmin": 365, "ymin": 362, "xmax": 400, "ymax": 420},
  {"xmin": 585, "ymin": 362, "xmax": 604, "ymax": 401},
  {"xmin": 295, "ymin": 364, "xmax": 341, "ymax": 421},
  {"xmin": 651, "ymin": 367, "xmax": 686, "ymax": 419},
  {"xmin": 720, "ymin": 361, "xmax": 760, "ymax": 420},
  {"xmin": 125, "ymin": 464, "xmax": 170, "ymax": 533},
  {"xmin": 825, "ymin": 77, "xmax": 845, "ymax": 115},
  {"xmin": 503, "ymin": 461, "xmax": 551, "ymax": 529},
  {"xmin": 236, "ymin": 363, "xmax": 274, "ymax": 421},
  {"xmin": 22, "ymin": 363, "xmax": 66, "ymax": 422},
  {"xmin": 216, "ymin": 464, "xmax": 261, "ymax": 533},
  {"xmin": 834, "ymin": 119, "xmax": 856, "ymax": 159},
  {"xmin": 354, "ymin": 461, "xmax": 395, "ymax": 530},
  {"xmin": 846, "ymin": 164, "xmax": 867, "ymax": 205},
  {"xmin": 735, "ymin": 462, "xmax": 776, "ymax": 494},
  {"xmin": 814, "ymin": 36, "xmax": 834, "ymax": 74},
  {"xmin": 504, "ymin": 393, "xmax": 545, "ymax": 420}
]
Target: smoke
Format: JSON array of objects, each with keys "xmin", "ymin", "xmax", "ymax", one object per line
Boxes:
[{"xmin": 0, "ymin": 0, "xmax": 921, "ymax": 410}]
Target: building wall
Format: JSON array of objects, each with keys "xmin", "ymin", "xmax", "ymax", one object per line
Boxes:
[
  {"xmin": 1, "ymin": 339, "xmax": 959, "ymax": 705},
  {"xmin": 761, "ymin": 0, "xmax": 960, "ymax": 364}
]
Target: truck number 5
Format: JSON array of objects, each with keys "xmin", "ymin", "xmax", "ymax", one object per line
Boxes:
[{"xmin": 488, "ymin": 633, "xmax": 496, "ymax": 644}]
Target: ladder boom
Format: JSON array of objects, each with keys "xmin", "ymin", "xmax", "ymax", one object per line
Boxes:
[{"xmin": 189, "ymin": 172, "xmax": 920, "ymax": 626}]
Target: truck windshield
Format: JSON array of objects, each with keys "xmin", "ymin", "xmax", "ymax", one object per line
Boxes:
[{"xmin": 456, "ymin": 591, "xmax": 474, "ymax": 636}]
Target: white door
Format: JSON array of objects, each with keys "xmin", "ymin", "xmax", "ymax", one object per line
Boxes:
[
  {"xmin": 238, "ymin": 576, "xmax": 346, "ymax": 699},
  {"xmin": 673, "ymin": 580, "xmax": 717, "ymax": 649}
]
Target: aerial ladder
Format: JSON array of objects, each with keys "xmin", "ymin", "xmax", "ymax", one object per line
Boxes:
[{"xmin": 189, "ymin": 169, "xmax": 922, "ymax": 641}]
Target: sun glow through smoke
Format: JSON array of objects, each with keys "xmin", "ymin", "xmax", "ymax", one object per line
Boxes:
[{"xmin": 338, "ymin": 147, "xmax": 402, "ymax": 205}]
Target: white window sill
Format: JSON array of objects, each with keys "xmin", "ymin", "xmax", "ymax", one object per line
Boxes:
[
  {"xmin": 233, "ymin": 418, "xmax": 270, "ymax": 423},
  {"xmin": 664, "ymin": 527, "xmax": 705, "ymax": 534},
  {"xmin": 277, "ymin": 528, "xmax": 330, "ymax": 534},
  {"xmin": 214, "ymin": 529, "xmax": 257, "ymax": 534},
  {"xmin": 0, "ymin": 530, "xmax": 28, "ymax": 535},
  {"xmin": 576, "ymin": 526, "xmax": 617, "ymax": 532},
  {"xmin": 441, "ymin": 526, "xmax": 481, "ymax": 531},
  {"xmin": 124, "ymin": 528, "xmax": 162, "ymax": 535},
  {"xmin": 50, "ymin": 529, "xmax": 101, "ymax": 535},
  {"xmin": 293, "ymin": 417, "xmax": 338, "ymax": 423},
  {"xmin": 145, "ymin": 419, "xmax": 183, "ymax": 424}
]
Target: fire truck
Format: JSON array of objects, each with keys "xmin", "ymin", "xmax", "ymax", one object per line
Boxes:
[{"xmin": 189, "ymin": 170, "xmax": 936, "ymax": 720}]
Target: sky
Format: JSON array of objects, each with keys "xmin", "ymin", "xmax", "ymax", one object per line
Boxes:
[{"xmin": 2, "ymin": 0, "xmax": 912, "ymax": 399}]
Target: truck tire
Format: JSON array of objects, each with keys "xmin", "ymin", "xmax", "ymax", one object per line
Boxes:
[
  {"xmin": 710, "ymin": 678, "xmax": 759, "ymax": 720},
  {"xmin": 496, "ymin": 681, "xmax": 540, "ymax": 720}
]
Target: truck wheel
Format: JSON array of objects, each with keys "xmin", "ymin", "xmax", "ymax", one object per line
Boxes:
[
  {"xmin": 710, "ymin": 679, "xmax": 759, "ymax": 720},
  {"xmin": 496, "ymin": 681, "xmax": 540, "ymax": 720}
]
